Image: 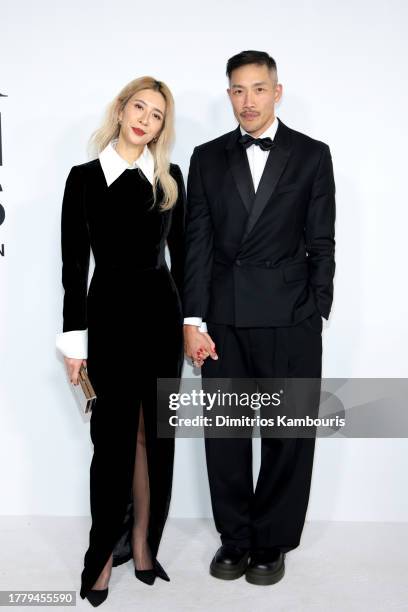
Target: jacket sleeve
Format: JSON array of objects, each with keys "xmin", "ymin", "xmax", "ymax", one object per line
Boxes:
[
  {"xmin": 56, "ymin": 165, "xmax": 90, "ymax": 357},
  {"xmin": 305, "ymin": 144, "xmax": 336, "ymax": 320},
  {"xmin": 183, "ymin": 147, "xmax": 214, "ymax": 319},
  {"xmin": 166, "ymin": 164, "xmax": 186, "ymax": 298}
]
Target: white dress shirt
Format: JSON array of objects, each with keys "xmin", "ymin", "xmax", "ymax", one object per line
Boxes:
[
  {"xmin": 56, "ymin": 139, "xmax": 156, "ymax": 358},
  {"xmin": 184, "ymin": 116, "xmax": 279, "ymax": 332}
]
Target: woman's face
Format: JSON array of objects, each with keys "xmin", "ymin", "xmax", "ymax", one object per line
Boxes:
[{"xmin": 118, "ymin": 89, "xmax": 166, "ymax": 146}]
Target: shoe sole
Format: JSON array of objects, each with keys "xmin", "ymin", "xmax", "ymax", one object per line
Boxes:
[
  {"xmin": 209, "ymin": 554, "xmax": 249, "ymax": 581},
  {"xmin": 245, "ymin": 562, "xmax": 285, "ymax": 586}
]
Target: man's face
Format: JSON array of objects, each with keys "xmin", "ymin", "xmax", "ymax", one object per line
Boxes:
[{"xmin": 227, "ymin": 63, "xmax": 282, "ymax": 137}]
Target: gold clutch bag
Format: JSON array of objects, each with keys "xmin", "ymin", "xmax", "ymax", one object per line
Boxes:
[{"xmin": 73, "ymin": 363, "xmax": 97, "ymax": 414}]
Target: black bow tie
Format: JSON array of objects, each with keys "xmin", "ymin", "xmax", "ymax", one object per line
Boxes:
[{"xmin": 239, "ymin": 133, "xmax": 275, "ymax": 151}]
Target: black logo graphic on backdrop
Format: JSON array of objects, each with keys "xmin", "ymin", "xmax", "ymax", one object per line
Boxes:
[{"xmin": 0, "ymin": 92, "xmax": 7, "ymax": 257}]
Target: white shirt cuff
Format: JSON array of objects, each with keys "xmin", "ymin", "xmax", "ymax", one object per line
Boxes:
[
  {"xmin": 56, "ymin": 329, "xmax": 88, "ymax": 359},
  {"xmin": 183, "ymin": 317, "xmax": 207, "ymax": 333}
]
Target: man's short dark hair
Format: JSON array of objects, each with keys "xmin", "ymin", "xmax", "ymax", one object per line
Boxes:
[{"xmin": 226, "ymin": 50, "xmax": 277, "ymax": 81}]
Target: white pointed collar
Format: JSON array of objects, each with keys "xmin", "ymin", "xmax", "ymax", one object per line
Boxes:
[
  {"xmin": 239, "ymin": 115, "xmax": 279, "ymax": 140},
  {"xmin": 98, "ymin": 137, "xmax": 155, "ymax": 187}
]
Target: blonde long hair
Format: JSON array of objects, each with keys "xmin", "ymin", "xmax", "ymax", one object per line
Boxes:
[{"xmin": 88, "ymin": 76, "xmax": 178, "ymax": 211}]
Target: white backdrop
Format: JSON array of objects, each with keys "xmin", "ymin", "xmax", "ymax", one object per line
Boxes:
[{"xmin": 1, "ymin": 0, "xmax": 407, "ymax": 521}]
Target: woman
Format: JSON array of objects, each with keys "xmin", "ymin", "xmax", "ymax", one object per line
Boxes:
[{"xmin": 55, "ymin": 76, "xmax": 186, "ymax": 607}]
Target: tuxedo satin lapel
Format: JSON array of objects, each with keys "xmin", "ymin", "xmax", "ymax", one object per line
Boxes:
[
  {"xmin": 225, "ymin": 126, "xmax": 255, "ymax": 214},
  {"xmin": 241, "ymin": 118, "xmax": 292, "ymax": 242}
]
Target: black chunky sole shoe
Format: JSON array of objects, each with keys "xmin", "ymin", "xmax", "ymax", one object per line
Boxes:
[
  {"xmin": 209, "ymin": 545, "xmax": 250, "ymax": 580},
  {"xmin": 245, "ymin": 550, "xmax": 285, "ymax": 586}
]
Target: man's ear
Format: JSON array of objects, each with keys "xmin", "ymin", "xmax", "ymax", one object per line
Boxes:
[{"xmin": 273, "ymin": 83, "xmax": 283, "ymax": 104}]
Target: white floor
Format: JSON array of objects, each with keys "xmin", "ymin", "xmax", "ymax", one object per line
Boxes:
[{"xmin": 1, "ymin": 517, "xmax": 407, "ymax": 611}]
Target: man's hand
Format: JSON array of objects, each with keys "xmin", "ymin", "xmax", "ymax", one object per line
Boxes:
[
  {"xmin": 184, "ymin": 325, "xmax": 218, "ymax": 368},
  {"xmin": 64, "ymin": 357, "xmax": 87, "ymax": 385}
]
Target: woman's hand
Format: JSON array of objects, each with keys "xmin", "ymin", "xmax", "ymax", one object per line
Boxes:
[
  {"xmin": 183, "ymin": 326, "xmax": 218, "ymax": 368},
  {"xmin": 64, "ymin": 357, "xmax": 87, "ymax": 385}
]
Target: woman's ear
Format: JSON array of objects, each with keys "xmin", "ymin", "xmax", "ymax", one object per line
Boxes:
[
  {"xmin": 117, "ymin": 101, "xmax": 123, "ymax": 124},
  {"xmin": 153, "ymin": 130, "xmax": 162, "ymax": 143}
]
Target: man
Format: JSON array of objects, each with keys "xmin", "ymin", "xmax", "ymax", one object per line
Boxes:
[{"xmin": 183, "ymin": 50, "xmax": 336, "ymax": 586}]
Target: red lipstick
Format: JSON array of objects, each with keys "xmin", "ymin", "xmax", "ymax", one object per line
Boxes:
[{"xmin": 132, "ymin": 127, "xmax": 146, "ymax": 136}]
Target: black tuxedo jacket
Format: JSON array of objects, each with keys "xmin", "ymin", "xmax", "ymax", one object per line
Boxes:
[{"xmin": 183, "ymin": 117, "xmax": 336, "ymax": 327}]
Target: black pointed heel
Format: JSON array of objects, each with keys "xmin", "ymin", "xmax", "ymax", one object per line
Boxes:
[
  {"xmin": 154, "ymin": 559, "xmax": 170, "ymax": 582},
  {"xmin": 85, "ymin": 588, "xmax": 109, "ymax": 607},
  {"xmin": 134, "ymin": 566, "xmax": 156, "ymax": 585},
  {"xmin": 134, "ymin": 559, "xmax": 170, "ymax": 585}
]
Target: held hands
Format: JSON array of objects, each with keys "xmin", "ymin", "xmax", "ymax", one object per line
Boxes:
[
  {"xmin": 64, "ymin": 357, "xmax": 87, "ymax": 385},
  {"xmin": 184, "ymin": 325, "xmax": 218, "ymax": 368}
]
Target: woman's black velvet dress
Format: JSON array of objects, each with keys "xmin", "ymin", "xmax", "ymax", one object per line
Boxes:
[{"xmin": 59, "ymin": 159, "xmax": 186, "ymax": 599}]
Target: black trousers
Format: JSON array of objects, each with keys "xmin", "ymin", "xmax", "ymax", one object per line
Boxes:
[{"xmin": 201, "ymin": 310, "xmax": 323, "ymax": 552}]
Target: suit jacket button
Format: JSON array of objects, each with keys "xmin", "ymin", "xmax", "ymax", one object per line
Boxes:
[{"xmin": 235, "ymin": 259, "xmax": 241, "ymax": 266}]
